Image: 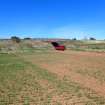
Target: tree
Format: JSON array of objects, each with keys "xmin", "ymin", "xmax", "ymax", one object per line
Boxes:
[
  {"xmin": 11, "ymin": 36, "xmax": 21, "ymax": 43},
  {"xmin": 24, "ymin": 37, "xmax": 31, "ymax": 40},
  {"xmin": 72, "ymin": 38, "xmax": 77, "ymax": 40},
  {"xmin": 89, "ymin": 37, "xmax": 96, "ymax": 40}
]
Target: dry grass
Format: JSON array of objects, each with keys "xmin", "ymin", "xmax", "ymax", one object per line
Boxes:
[
  {"xmin": 19, "ymin": 50, "xmax": 105, "ymax": 104},
  {"xmin": 0, "ymin": 50, "xmax": 105, "ymax": 104}
]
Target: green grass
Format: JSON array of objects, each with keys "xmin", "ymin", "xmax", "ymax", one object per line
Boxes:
[
  {"xmin": 0, "ymin": 54, "xmax": 44, "ymax": 104},
  {"xmin": 0, "ymin": 53, "xmax": 105, "ymax": 104}
]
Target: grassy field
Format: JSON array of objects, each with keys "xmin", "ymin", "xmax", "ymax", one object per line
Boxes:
[{"xmin": 0, "ymin": 50, "xmax": 105, "ymax": 105}]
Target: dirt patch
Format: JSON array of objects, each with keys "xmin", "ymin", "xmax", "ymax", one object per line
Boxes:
[
  {"xmin": 37, "ymin": 63, "xmax": 105, "ymax": 97},
  {"xmin": 21, "ymin": 50, "xmax": 105, "ymax": 98}
]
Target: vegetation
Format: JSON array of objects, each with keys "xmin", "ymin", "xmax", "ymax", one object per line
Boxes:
[
  {"xmin": 11, "ymin": 36, "xmax": 21, "ymax": 43},
  {"xmin": 24, "ymin": 37, "xmax": 31, "ymax": 40},
  {"xmin": 0, "ymin": 38, "xmax": 105, "ymax": 104},
  {"xmin": 0, "ymin": 39, "xmax": 105, "ymax": 53},
  {"xmin": 0, "ymin": 51, "xmax": 105, "ymax": 104},
  {"xmin": 89, "ymin": 37, "xmax": 96, "ymax": 40}
]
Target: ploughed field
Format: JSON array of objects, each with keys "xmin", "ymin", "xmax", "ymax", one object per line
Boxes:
[{"xmin": 0, "ymin": 50, "xmax": 105, "ymax": 105}]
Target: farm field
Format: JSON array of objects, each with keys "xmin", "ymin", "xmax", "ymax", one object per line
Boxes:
[{"xmin": 0, "ymin": 50, "xmax": 105, "ymax": 105}]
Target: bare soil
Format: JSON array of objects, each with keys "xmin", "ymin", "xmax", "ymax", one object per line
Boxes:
[
  {"xmin": 20, "ymin": 50, "xmax": 105, "ymax": 104},
  {"xmin": 22, "ymin": 51, "xmax": 105, "ymax": 97}
]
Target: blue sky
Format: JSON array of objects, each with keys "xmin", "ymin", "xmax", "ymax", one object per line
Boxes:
[{"xmin": 0, "ymin": 0, "xmax": 105, "ymax": 39}]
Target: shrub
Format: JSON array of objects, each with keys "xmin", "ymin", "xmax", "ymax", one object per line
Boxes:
[{"xmin": 11, "ymin": 36, "xmax": 21, "ymax": 43}]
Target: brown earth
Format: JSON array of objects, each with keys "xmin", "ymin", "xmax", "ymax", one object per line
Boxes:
[
  {"xmin": 21, "ymin": 50, "xmax": 105, "ymax": 97},
  {"xmin": 18, "ymin": 50, "xmax": 105, "ymax": 105}
]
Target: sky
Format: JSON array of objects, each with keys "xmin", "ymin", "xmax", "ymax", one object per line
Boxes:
[{"xmin": 0, "ymin": 0, "xmax": 105, "ymax": 39}]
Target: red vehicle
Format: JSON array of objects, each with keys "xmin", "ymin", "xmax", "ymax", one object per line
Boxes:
[{"xmin": 51, "ymin": 42, "xmax": 66, "ymax": 51}]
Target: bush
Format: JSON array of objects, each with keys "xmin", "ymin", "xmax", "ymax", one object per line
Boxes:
[{"xmin": 11, "ymin": 36, "xmax": 21, "ymax": 43}]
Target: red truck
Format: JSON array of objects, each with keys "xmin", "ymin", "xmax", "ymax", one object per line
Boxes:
[{"xmin": 51, "ymin": 42, "xmax": 66, "ymax": 51}]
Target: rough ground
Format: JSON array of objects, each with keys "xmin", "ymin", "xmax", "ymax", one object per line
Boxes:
[
  {"xmin": 1, "ymin": 50, "xmax": 105, "ymax": 105},
  {"xmin": 20, "ymin": 50, "xmax": 105, "ymax": 104}
]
